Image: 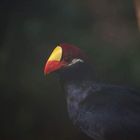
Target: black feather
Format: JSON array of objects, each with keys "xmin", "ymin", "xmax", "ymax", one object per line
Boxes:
[{"xmin": 57, "ymin": 61, "xmax": 140, "ymax": 140}]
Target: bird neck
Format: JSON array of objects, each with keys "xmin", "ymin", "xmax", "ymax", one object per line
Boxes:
[
  {"xmin": 57, "ymin": 62, "xmax": 95, "ymax": 120},
  {"xmin": 58, "ymin": 62, "xmax": 94, "ymax": 86}
]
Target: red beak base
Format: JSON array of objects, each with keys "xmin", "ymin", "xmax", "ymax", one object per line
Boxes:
[{"xmin": 44, "ymin": 60, "xmax": 65, "ymax": 75}]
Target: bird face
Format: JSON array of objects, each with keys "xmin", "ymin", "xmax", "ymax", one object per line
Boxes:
[{"xmin": 44, "ymin": 43, "xmax": 87, "ymax": 75}]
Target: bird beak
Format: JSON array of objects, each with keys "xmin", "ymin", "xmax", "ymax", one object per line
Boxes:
[{"xmin": 44, "ymin": 46, "xmax": 64, "ymax": 75}]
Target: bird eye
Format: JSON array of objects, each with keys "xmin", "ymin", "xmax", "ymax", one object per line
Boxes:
[{"xmin": 64, "ymin": 56, "xmax": 71, "ymax": 62}]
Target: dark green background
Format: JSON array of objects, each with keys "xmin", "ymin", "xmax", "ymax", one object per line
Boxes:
[{"xmin": 0, "ymin": 0, "xmax": 140, "ymax": 140}]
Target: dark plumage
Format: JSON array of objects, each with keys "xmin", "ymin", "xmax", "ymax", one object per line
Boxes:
[{"xmin": 44, "ymin": 44, "xmax": 140, "ymax": 140}]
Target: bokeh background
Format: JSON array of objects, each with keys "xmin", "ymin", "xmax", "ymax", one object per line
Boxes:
[{"xmin": 0, "ymin": 0, "xmax": 140, "ymax": 140}]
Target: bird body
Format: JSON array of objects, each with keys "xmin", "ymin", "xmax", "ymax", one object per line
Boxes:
[
  {"xmin": 65, "ymin": 82, "xmax": 140, "ymax": 140},
  {"xmin": 44, "ymin": 44, "xmax": 140, "ymax": 140}
]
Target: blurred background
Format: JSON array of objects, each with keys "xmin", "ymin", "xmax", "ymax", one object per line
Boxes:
[{"xmin": 0, "ymin": 0, "xmax": 140, "ymax": 140}]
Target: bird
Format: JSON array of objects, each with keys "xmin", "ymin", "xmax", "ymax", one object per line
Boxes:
[{"xmin": 44, "ymin": 43, "xmax": 140, "ymax": 140}]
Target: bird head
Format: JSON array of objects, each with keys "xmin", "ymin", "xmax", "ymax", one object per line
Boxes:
[{"xmin": 44, "ymin": 43, "xmax": 88, "ymax": 75}]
